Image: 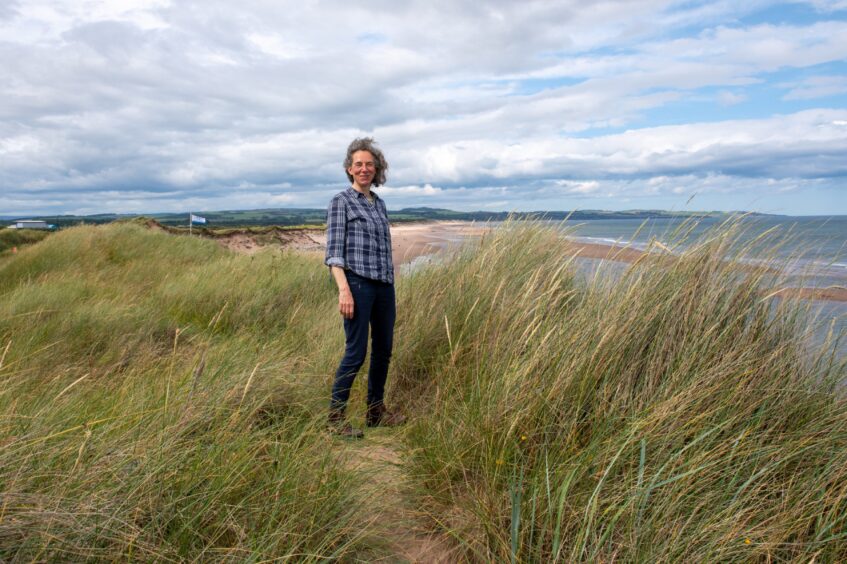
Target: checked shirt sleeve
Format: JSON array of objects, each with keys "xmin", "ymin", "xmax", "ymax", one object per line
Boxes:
[{"xmin": 325, "ymin": 195, "xmax": 347, "ymax": 268}]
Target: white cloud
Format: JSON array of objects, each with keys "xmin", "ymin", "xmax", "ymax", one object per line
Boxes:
[
  {"xmin": 0, "ymin": 1, "xmax": 845, "ymax": 216},
  {"xmin": 803, "ymin": 0, "xmax": 847, "ymax": 11},
  {"xmin": 247, "ymin": 33, "xmax": 309, "ymax": 60},
  {"xmin": 717, "ymin": 90, "xmax": 747, "ymax": 106},
  {"xmin": 379, "ymin": 184, "xmax": 443, "ymax": 197},
  {"xmin": 554, "ymin": 180, "xmax": 601, "ymax": 194},
  {"xmin": 781, "ymin": 75, "xmax": 847, "ymax": 100}
]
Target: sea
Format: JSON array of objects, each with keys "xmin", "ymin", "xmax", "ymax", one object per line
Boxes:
[
  {"xmin": 564, "ymin": 215, "xmax": 846, "ymax": 289},
  {"xmin": 563, "ymin": 215, "xmax": 846, "ymax": 361}
]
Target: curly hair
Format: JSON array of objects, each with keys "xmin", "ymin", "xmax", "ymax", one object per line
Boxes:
[{"xmin": 344, "ymin": 137, "xmax": 388, "ymax": 187}]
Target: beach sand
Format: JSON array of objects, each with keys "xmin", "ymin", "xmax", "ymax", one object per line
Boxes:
[
  {"xmin": 390, "ymin": 221, "xmax": 489, "ymax": 265},
  {"xmin": 304, "ymin": 221, "xmax": 489, "ymax": 269}
]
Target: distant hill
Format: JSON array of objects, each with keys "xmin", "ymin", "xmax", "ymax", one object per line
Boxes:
[{"xmin": 1, "ymin": 207, "xmax": 762, "ymax": 229}]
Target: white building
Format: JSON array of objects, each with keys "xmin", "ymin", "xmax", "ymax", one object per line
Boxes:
[{"xmin": 7, "ymin": 220, "xmax": 54, "ymax": 230}]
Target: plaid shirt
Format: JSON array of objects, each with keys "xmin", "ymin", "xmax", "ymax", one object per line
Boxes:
[{"xmin": 325, "ymin": 187, "xmax": 394, "ymax": 284}]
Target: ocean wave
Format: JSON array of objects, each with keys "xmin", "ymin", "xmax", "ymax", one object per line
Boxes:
[{"xmin": 566, "ymin": 235, "xmax": 656, "ymax": 253}]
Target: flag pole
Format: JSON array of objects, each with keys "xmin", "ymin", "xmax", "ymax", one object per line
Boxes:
[{"xmin": 189, "ymin": 212, "xmax": 192, "ymax": 236}]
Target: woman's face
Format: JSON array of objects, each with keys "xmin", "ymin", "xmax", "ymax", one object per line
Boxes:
[{"xmin": 348, "ymin": 150, "xmax": 376, "ymax": 189}]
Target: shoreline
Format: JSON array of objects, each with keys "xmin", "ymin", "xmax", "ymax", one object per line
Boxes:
[
  {"xmin": 210, "ymin": 220, "xmax": 847, "ymax": 304},
  {"xmin": 563, "ymin": 240, "xmax": 847, "ymax": 303}
]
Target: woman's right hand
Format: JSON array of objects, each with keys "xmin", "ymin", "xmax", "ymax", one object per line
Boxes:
[{"xmin": 339, "ymin": 287, "xmax": 354, "ymax": 319}]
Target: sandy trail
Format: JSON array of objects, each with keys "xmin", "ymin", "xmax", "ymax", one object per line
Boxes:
[{"xmin": 339, "ymin": 432, "xmax": 456, "ymax": 563}]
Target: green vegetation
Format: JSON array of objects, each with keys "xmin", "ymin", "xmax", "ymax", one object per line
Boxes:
[
  {"xmin": 0, "ymin": 224, "xmax": 372, "ymax": 560},
  {"xmin": 392, "ymin": 221, "xmax": 847, "ymax": 561},
  {"xmin": 0, "ymin": 228, "xmax": 51, "ymax": 254},
  {"xmin": 0, "ymin": 220, "xmax": 844, "ymax": 561}
]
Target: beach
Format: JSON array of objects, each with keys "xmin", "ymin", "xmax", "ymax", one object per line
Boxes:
[
  {"xmin": 209, "ymin": 220, "xmax": 846, "ymax": 303},
  {"xmin": 390, "ymin": 221, "xmax": 489, "ymax": 265},
  {"xmin": 298, "ymin": 220, "xmax": 490, "ymax": 269},
  {"xmin": 389, "ymin": 222, "xmax": 847, "ymax": 303}
]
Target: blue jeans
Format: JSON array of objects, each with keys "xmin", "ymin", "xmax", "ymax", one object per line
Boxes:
[{"xmin": 330, "ymin": 271, "xmax": 396, "ymax": 411}]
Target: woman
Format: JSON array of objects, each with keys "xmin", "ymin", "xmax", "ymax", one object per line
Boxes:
[{"xmin": 325, "ymin": 137, "xmax": 405, "ymax": 438}]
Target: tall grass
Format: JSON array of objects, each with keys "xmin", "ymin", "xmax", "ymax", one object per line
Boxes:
[
  {"xmin": 0, "ymin": 228, "xmax": 51, "ymax": 254},
  {"xmin": 392, "ymin": 220, "xmax": 846, "ymax": 561},
  {"xmin": 0, "ymin": 224, "xmax": 370, "ymax": 560},
  {"xmin": 2, "ymin": 220, "xmax": 844, "ymax": 561}
]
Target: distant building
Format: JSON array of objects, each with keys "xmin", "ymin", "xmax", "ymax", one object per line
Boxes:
[{"xmin": 7, "ymin": 220, "xmax": 56, "ymax": 230}]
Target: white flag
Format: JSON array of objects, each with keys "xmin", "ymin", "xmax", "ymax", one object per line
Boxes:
[{"xmin": 190, "ymin": 213, "xmax": 207, "ymax": 225}]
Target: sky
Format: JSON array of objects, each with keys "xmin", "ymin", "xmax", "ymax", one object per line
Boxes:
[{"xmin": 1, "ymin": 1, "xmax": 846, "ymax": 217}]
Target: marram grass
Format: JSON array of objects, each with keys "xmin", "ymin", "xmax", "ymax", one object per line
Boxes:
[
  {"xmin": 0, "ymin": 220, "xmax": 844, "ymax": 561},
  {"xmin": 392, "ymin": 219, "xmax": 846, "ymax": 562},
  {"xmin": 0, "ymin": 224, "xmax": 369, "ymax": 561},
  {"xmin": 0, "ymin": 228, "xmax": 51, "ymax": 254}
]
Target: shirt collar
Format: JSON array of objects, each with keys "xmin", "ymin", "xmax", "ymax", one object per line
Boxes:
[{"xmin": 347, "ymin": 186, "xmax": 380, "ymax": 201}]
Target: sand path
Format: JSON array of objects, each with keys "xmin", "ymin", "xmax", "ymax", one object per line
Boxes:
[{"xmin": 338, "ymin": 430, "xmax": 455, "ymax": 563}]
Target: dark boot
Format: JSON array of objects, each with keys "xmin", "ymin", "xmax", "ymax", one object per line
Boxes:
[
  {"xmin": 366, "ymin": 402, "xmax": 406, "ymax": 428},
  {"xmin": 328, "ymin": 408, "xmax": 364, "ymax": 439}
]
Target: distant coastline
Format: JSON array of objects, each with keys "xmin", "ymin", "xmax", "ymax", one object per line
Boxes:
[{"xmin": 0, "ymin": 206, "xmax": 785, "ymax": 230}]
